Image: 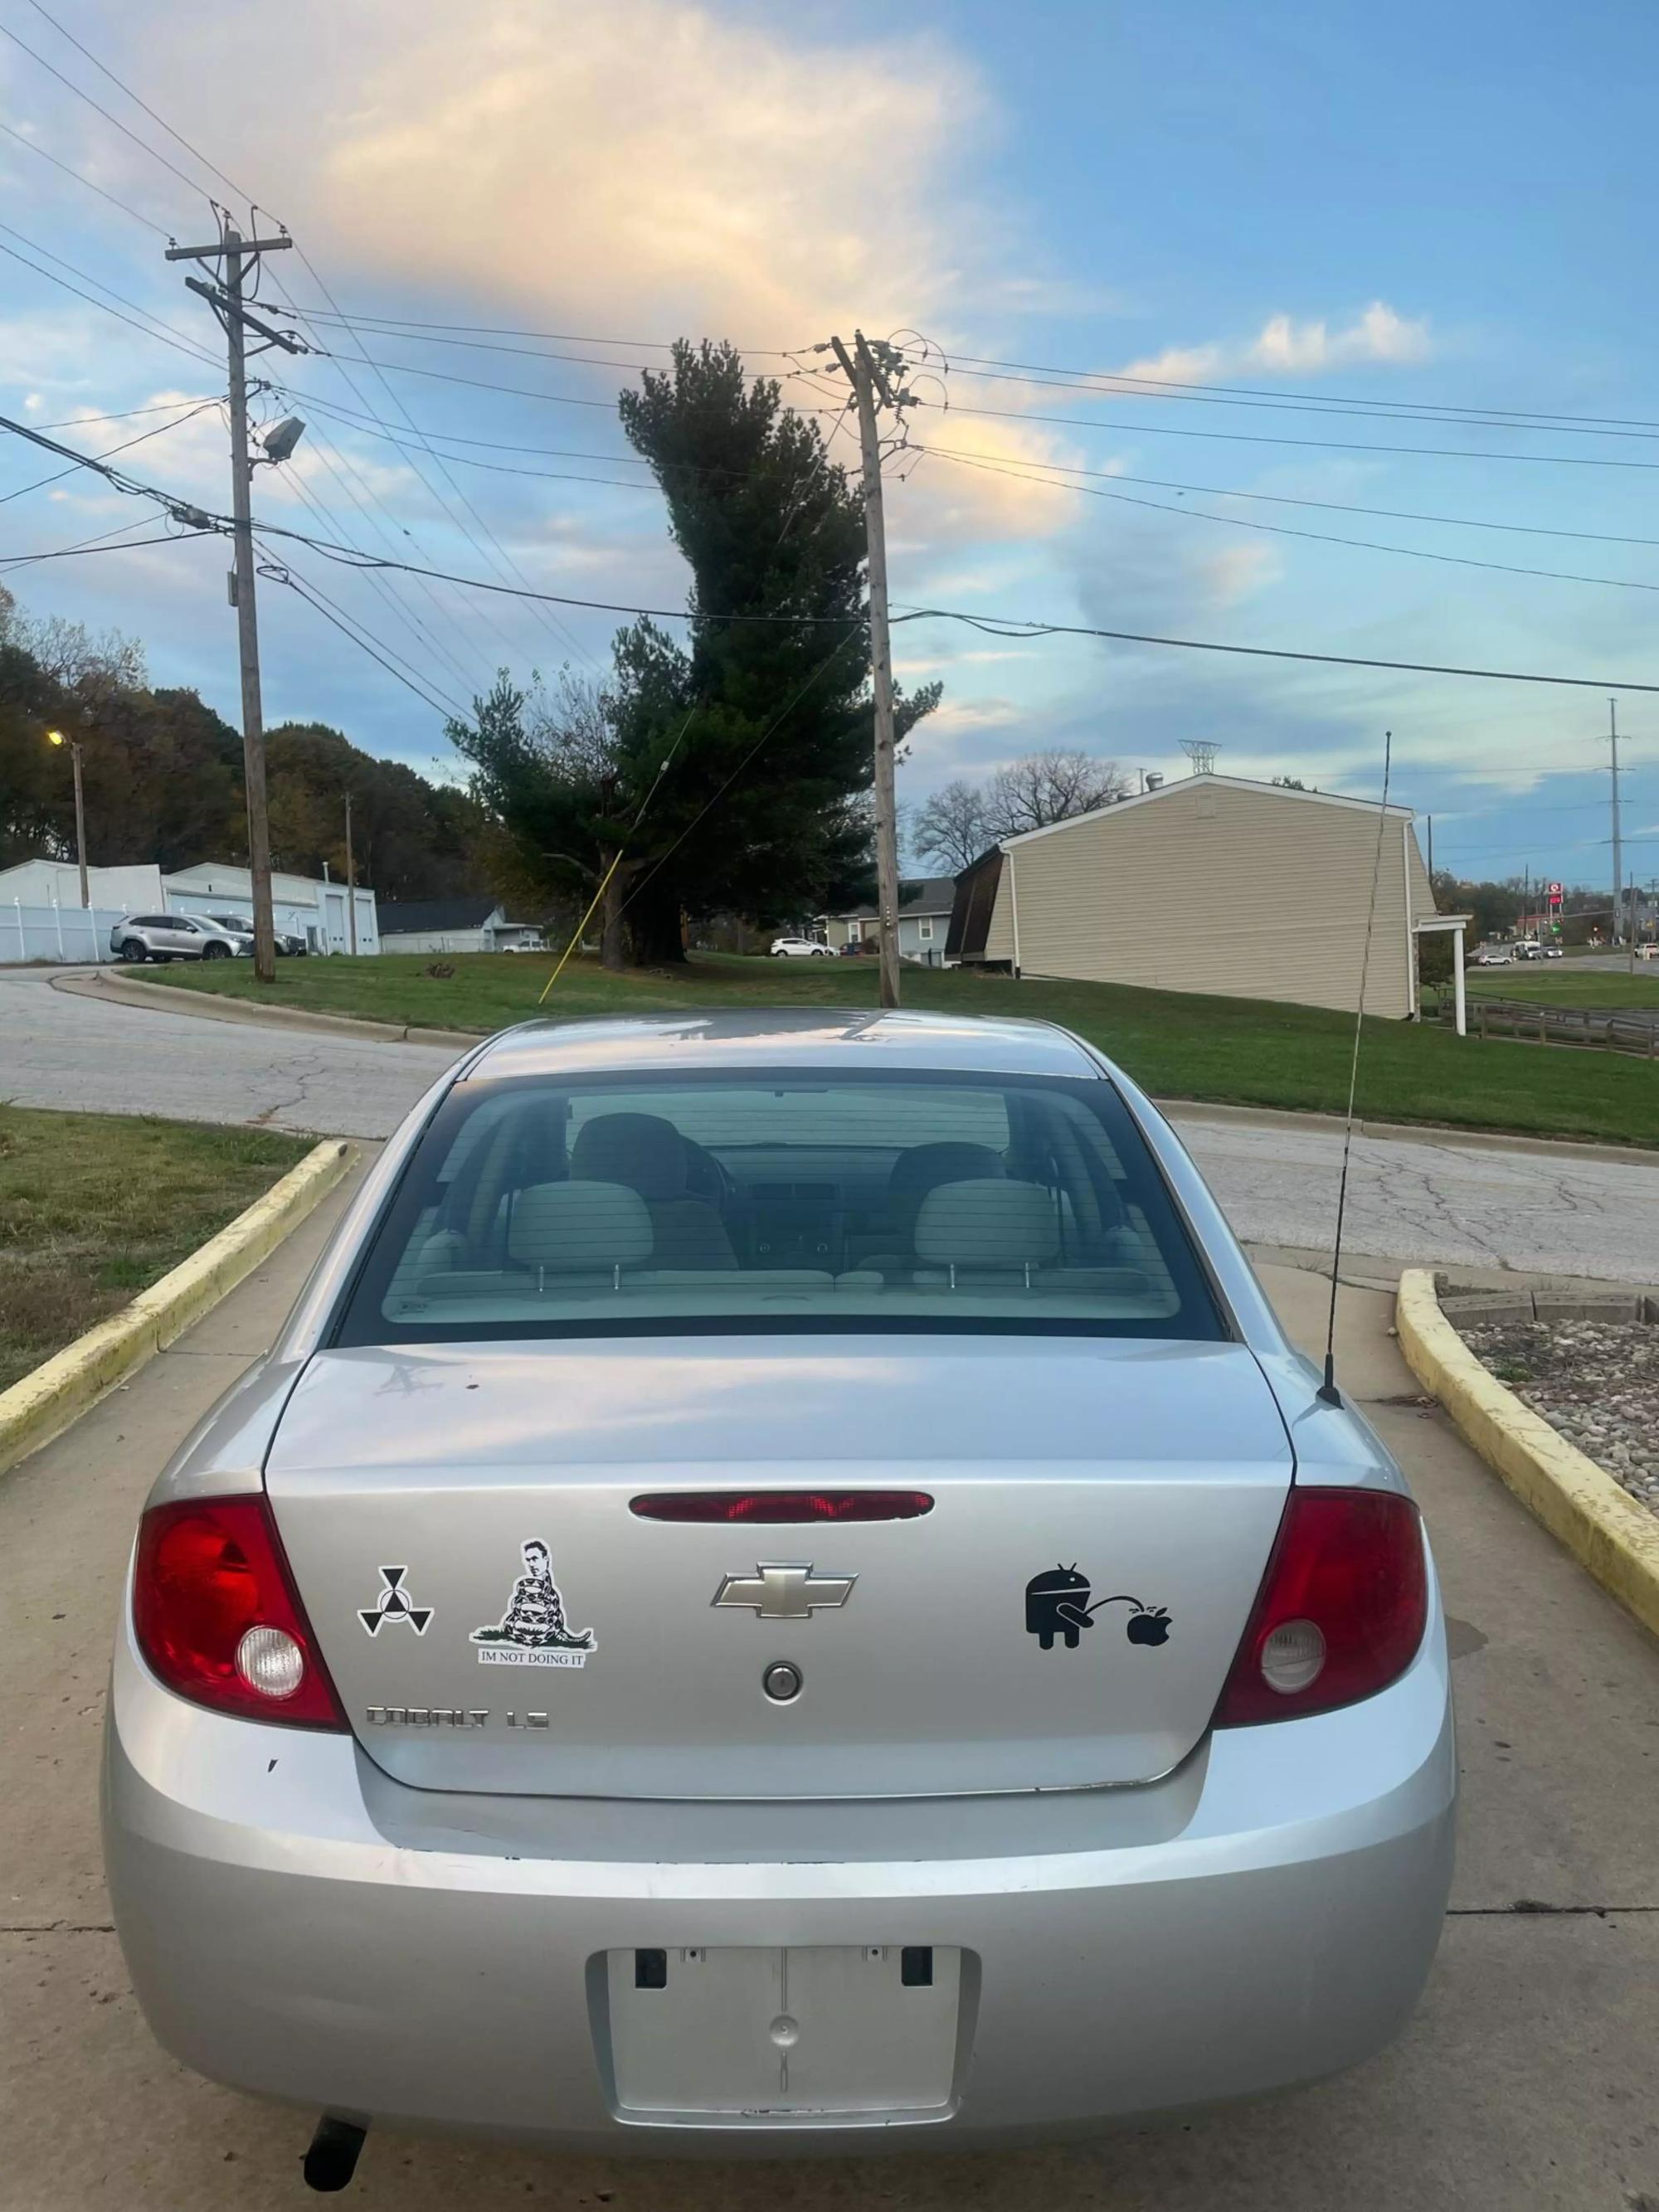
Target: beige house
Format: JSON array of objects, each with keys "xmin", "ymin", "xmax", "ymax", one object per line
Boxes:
[{"xmin": 948, "ymin": 775, "xmax": 1438, "ymax": 1018}]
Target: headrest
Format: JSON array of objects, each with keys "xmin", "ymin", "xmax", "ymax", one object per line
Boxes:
[
  {"xmin": 507, "ymin": 1180, "xmax": 653, "ymax": 1272},
  {"xmin": 914, "ymin": 1179, "xmax": 1058, "ymax": 1270},
  {"xmin": 888, "ymin": 1140, "xmax": 1005, "ymax": 1233},
  {"xmin": 569, "ymin": 1111, "xmax": 690, "ymax": 1201}
]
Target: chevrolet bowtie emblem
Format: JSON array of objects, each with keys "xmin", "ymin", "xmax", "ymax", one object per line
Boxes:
[{"xmin": 712, "ymin": 1563, "xmax": 857, "ymax": 1620}]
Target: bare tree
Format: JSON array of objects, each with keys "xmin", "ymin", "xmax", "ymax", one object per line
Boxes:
[
  {"xmin": 912, "ymin": 778, "xmax": 991, "ymax": 873},
  {"xmin": 981, "ymin": 749, "xmax": 1130, "ymax": 839}
]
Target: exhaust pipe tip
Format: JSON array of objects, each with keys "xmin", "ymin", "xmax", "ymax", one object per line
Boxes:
[{"xmin": 303, "ymin": 2115, "xmax": 367, "ymax": 2194}]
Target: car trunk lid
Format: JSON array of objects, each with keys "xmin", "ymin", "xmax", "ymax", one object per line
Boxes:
[{"xmin": 265, "ymin": 1336, "xmax": 1292, "ymax": 1799}]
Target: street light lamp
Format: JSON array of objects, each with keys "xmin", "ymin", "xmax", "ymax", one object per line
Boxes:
[{"xmin": 46, "ymin": 728, "xmax": 90, "ymax": 913}]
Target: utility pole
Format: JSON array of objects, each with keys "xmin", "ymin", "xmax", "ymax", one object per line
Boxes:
[
  {"xmin": 1607, "ymin": 698, "xmax": 1625, "ymax": 953},
  {"xmin": 830, "ymin": 330, "xmax": 903, "ymax": 1011},
  {"xmin": 1426, "ymin": 813, "xmax": 1433, "ymax": 886},
  {"xmin": 46, "ymin": 728, "xmax": 89, "ymax": 911},
  {"xmin": 166, "ymin": 221, "xmax": 301, "ymax": 984},
  {"xmin": 344, "ymin": 789, "xmax": 358, "ymax": 956}
]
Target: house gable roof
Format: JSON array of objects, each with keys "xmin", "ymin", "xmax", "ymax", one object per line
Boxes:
[
  {"xmin": 377, "ymin": 897, "xmax": 504, "ymax": 933},
  {"xmin": 997, "ymin": 773, "xmax": 1414, "ymax": 849},
  {"xmin": 826, "ymin": 875, "xmax": 959, "ymax": 921}
]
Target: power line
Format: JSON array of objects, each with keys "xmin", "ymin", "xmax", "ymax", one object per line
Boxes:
[
  {"xmin": 0, "ymin": 393, "xmax": 222, "ymax": 505},
  {"xmin": 0, "ymin": 18, "xmax": 212, "ymax": 204},
  {"xmin": 615, "ymin": 638, "xmax": 856, "ymax": 922},
  {"xmin": 4, "ymin": 2, "xmax": 588, "ymax": 676},
  {"xmin": 0, "ymin": 115, "xmax": 173, "ymax": 236},
  {"xmin": 0, "ymin": 227, "xmax": 221, "ymax": 367},
  {"xmin": 31, "ymin": 395, "xmax": 221, "ymax": 430},
  {"xmin": 921, "ymin": 445, "xmax": 1659, "ymax": 600},
  {"xmin": 290, "ymin": 309, "xmax": 795, "ymax": 357},
  {"xmin": 0, "ymin": 516, "xmax": 210, "ymax": 568},
  {"xmin": 272, "ymin": 461, "xmax": 484, "ymax": 706},
  {"xmin": 19, "ymin": 0, "xmax": 250, "ymax": 205},
  {"xmin": 13, "ymin": 415, "xmax": 1659, "ymax": 693},
  {"xmin": 919, "ymin": 356, "xmax": 1659, "ymax": 446},
  {"xmin": 269, "ymin": 255, "xmax": 597, "ymax": 671},
  {"xmin": 255, "ymin": 542, "xmax": 465, "ymax": 720},
  {"xmin": 255, "ymin": 401, "xmax": 500, "ymax": 694},
  {"xmin": 910, "ymin": 441, "xmax": 1659, "ymax": 553},
  {"xmin": 903, "ymin": 392, "xmax": 1659, "ymax": 474},
  {"xmin": 288, "ymin": 310, "xmax": 1659, "ymax": 440},
  {"xmin": 935, "ymin": 344, "xmax": 1659, "ymax": 437}
]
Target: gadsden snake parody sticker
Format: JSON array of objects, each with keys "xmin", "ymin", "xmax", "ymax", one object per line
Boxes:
[
  {"xmin": 470, "ymin": 1539, "xmax": 596, "ymax": 1668},
  {"xmin": 1024, "ymin": 1566, "xmax": 1171, "ymax": 1650}
]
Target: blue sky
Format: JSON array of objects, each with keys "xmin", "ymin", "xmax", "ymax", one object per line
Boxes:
[{"xmin": 2, "ymin": 0, "xmax": 1656, "ymax": 892}]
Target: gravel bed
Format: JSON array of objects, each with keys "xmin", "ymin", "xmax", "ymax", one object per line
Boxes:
[{"xmin": 1457, "ymin": 1315, "xmax": 1659, "ymax": 1516}]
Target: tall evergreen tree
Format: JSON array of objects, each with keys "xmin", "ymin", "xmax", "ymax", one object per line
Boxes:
[{"xmin": 452, "ymin": 340, "xmax": 939, "ymax": 965}]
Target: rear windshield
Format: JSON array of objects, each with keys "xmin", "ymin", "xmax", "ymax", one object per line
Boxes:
[{"xmin": 334, "ymin": 1069, "xmax": 1225, "ymax": 1344}]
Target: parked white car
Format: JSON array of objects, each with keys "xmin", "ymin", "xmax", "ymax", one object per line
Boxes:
[{"xmin": 770, "ymin": 936, "xmax": 835, "ymax": 958}]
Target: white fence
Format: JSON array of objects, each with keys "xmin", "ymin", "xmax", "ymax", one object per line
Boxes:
[{"xmin": 2, "ymin": 902, "xmax": 126, "ymax": 965}]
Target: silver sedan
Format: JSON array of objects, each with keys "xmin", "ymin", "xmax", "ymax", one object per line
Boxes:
[{"xmin": 103, "ymin": 1010, "xmax": 1454, "ymax": 2180}]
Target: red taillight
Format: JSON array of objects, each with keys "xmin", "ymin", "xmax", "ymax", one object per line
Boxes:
[
  {"xmin": 630, "ymin": 1490, "xmax": 934, "ymax": 1524},
  {"xmin": 1214, "ymin": 1486, "xmax": 1428, "ymax": 1728},
  {"xmin": 132, "ymin": 1495, "xmax": 347, "ymax": 1729}
]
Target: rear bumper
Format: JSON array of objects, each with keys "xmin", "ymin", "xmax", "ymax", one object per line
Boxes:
[{"xmin": 103, "ymin": 1608, "xmax": 1455, "ymax": 2153}]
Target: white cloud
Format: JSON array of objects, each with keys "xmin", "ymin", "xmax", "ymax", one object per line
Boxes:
[
  {"xmin": 128, "ymin": 0, "xmax": 1003, "ymax": 352},
  {"xmin": 1117, "ymin": 302, "xmax": 1431, "ymax": 389}
]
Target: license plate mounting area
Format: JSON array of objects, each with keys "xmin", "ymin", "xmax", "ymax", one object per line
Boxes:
[{"xmin": 601, "ymin": 1944, "xmax": 964, "ymax": 2122}]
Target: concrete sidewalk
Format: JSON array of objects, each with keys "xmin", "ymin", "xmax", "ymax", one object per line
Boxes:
[{"xmin": 2, "ymin": 1195, "xmax": 1657, "ymax": 2210}]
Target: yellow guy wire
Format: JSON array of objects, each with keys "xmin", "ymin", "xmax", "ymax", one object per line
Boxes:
[{"xmin": 538, "ymin": 851, "xmax": 625, "ymax": 1004}]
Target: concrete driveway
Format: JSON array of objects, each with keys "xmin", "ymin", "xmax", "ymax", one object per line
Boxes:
[
  {"xmin": 7, "ymin": 965, "xmax": 1659, "ymax": 1279},
  {"xmin": 2, "ymin": 1180, "xmax": 1656, "ymax": 2210}
]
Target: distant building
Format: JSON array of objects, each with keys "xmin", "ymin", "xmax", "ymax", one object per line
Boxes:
[
  {"xmin": 947, "ymin": 775, "xmax": 1435, "ymax": 1018},
  {"xmin": 819, "ymin": 877, "xmax": 957, "ymax": 965},
  {"xmin": 164, "ymin": 863, "xmax": 379, "ymax": 956},
  {"xmin": 0, "ymin": 855, "xmax": 379, "ymax": 958},
  {"xmin": 377, "ymin": 897, "xmax": 544, "ymax": 955}
]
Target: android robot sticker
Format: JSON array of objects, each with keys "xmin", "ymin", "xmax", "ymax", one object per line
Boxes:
[{"xmin": 1024, "ymin": 1565, "xmax": 1171, "ymax": 1650}]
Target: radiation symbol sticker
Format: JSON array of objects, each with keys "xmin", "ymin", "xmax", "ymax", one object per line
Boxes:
[{"xmin": 358, "ymin": 1566, "xmax": 433, "ymax": 1636}]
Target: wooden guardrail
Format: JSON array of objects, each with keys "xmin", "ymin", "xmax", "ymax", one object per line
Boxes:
[{"xmin": 1426, "ymin": 991, "xmax": 1659, "ymax": 1057}]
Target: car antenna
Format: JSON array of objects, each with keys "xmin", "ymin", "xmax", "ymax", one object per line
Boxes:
[{"xmin": 1318, "ymin": 729, "xmax": 1395, "ymax": 1407}]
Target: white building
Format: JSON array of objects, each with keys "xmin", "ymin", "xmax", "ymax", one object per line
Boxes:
[
  {"xmin": 377, "ymin": 898, "xmax": 543, "ymax": 955},
  {"xmin": 164, "ymin": 863, "xmax": 379, "ymax": 956},
  {"xmin": 0, "ymin": 859, "xmax": 167, "ymax": 912},
  {"xmin": 0, "ymin": 855, "xmax": 380, "ymax": 959}
]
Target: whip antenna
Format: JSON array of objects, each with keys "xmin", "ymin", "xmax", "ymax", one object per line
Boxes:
[{"xmin": 1318, "ymin": 728, "xmax": 1394, "ymax": 1405}]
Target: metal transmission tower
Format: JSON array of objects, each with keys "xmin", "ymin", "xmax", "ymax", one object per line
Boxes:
[
  {"xmin": 1180, "ymin": 741, "xmax": 1221, "ymax": 775},
  {"xmin": 827, "ymin": 331, "xmax": 912, "ymax": 1011},
  {"xmin": 165, "ymin": 221, "xmax": 307, "ymax": 984}
]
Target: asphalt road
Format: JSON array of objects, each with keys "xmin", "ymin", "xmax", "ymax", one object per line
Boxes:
[
  {"xmin": 3, "ymin": 1182, "xmax": 1656, "ymax": 2210},
  {"xmin": 5, "ymin": 966, "xmax": 1659, "ymax": 1283}
]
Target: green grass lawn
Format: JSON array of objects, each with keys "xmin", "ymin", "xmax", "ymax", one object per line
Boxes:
[
  {"xmin": 1458, "ymin": 966, "xmax": 1659, "ymax": 1009},
  {"xmin": 0, "ymin": 1106, "xmax": 309, "ymax": 1393},
  {"xmin": 141, "ymin": 950, "xmax": 1659, "ymax": 1150}
]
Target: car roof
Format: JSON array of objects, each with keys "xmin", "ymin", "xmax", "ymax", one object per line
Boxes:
[{"xmin": 464, "ymin": 1008, "xmax": 1106, "ymax": 1083}]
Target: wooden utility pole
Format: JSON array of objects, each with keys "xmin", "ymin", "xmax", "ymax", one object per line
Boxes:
[
  {"xmin": 344, "ymin": 789, "xmax": 358, "ymax": 955},
  {"xmin": 166, "ymin": 222, "xmax": 300, "ymax": 984},
  {"xmin": 830, "ymin": 330, "xmax": 902, "ymax": 1010},
  {"xmin": 1607, "ymin": 698, "xmax": 1626, "ymax": 956}
]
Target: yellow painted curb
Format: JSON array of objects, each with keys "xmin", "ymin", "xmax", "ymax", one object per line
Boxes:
[
  {"xmin": 1397, "ymin": 1267, "xmax": 1659, "ymax": 1641},
  {"xmin": 0, "ymin": 1137, "xmax": 357, "ymax": 1479}
]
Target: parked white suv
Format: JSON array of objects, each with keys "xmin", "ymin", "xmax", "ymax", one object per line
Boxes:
[
  {"xmin": 109, "ymin": 913, "xmax": 251, "ymax": 963},
  {"xmin": 769, "ymin": 936, "xmax": 834, "ymax": 958}
]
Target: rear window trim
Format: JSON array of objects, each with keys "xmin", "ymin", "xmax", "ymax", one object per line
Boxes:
[{"xmin": 328, "ymin": 1063, "xmax": 1231, "ymax": 1350}]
